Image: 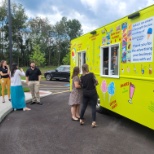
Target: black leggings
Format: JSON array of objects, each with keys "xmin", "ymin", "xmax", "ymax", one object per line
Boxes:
[{"xmin": 80, "ymin": 94, "xmax": 98, "ymax": 121}]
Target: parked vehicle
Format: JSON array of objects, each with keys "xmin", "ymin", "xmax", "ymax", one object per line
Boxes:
[
  {"xmin": 70, "ymin": 5, "xmax": 154, "ymax": 130},
  {"xmin": 44, "ymin": 65, "xmax": 70, "ymax": 81}
]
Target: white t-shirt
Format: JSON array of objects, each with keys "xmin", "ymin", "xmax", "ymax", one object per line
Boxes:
[{"xmin": 11, "ymin": 70, "xmax": 25, "ymax": 86}]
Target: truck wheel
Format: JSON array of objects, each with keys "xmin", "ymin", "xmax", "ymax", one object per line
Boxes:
[
  {"xmin": 96, "ymin": 98, "xmax": 102, "ymax": 113},
  {"xmin": 96, "ymin": 98, "xmax": 108, "ymax": 114},
  {"xmin": 46, "ymin": 74, "xmax": 52, "ymax": 81}
]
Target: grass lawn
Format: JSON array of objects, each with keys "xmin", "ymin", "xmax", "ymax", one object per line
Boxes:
[
  {"xmin": 22, "ymin": 66, "xmax": 57, "ymax": 74},
  {"xmin": 23, "ymin": 87, "xmax": 30, "ymax": 92},
  {"xmin": 0, "ymin": 85, "xmax": 30, "ymax": 96}
]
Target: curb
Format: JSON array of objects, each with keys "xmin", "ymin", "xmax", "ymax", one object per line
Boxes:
[
  {"xmin": 0, "ymin": 104, "xmax": 12, "ymax": 123},
  {"xmin": 0, "ymin": 91, "xmax": 52, "ymax": 123}
]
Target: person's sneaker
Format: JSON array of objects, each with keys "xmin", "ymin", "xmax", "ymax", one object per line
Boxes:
[
  {"xmin": 37, "ymin": 102, "xmax": 43, "ymax": 105},
  {"xmin": 30, "ymin": 101, "xmax": 36, "ymax": 105}
]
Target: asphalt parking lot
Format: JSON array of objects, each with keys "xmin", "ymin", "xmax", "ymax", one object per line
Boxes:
[
  {"xmin": 23, "ymin": 80, "xmax": 70, "ymax": 94},
  {"xmin": 0, "ymin": 90, "xmax": 154, "ymax": 154}
]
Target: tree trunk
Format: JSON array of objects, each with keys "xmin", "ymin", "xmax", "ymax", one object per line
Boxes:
[{"xmin": 49, "ymin": 48, "xmax": 50, "ymax": 65}]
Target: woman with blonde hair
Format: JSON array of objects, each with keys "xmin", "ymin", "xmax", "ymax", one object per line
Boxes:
[
  {"xmin": 80, "ymin": 64, "xmax": 98, "ymax": 128},
  {"xmin": 0, "ymin": 60, "xmax": 11, "ymax": 103},
  {"xmin": 68, "ymin": 66, "xmax": 82, "ymax": 121}
]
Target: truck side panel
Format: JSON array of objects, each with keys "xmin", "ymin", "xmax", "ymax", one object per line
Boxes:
[{"xmin": 70, "ymin": 5, "xmax": 154, "ymax": 129}]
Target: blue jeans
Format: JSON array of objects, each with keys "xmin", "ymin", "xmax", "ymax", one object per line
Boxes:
[{"xmin": 80, "ymin": 93, "xmax": 98, "ymax": 121}]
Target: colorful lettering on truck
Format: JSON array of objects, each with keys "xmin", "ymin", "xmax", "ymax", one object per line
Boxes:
[{"xmin": 70, "ymin": 5, "xmax": 154, "ymax": 130}]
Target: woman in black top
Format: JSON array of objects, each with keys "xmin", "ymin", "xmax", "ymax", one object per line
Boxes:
[
  {"xmin": 80, "ymin": 64, "xmax": 98, "ymax": 128},
  {"xmin": 0, "ymin": 60, "xmax": 11, "ymax": 103}
]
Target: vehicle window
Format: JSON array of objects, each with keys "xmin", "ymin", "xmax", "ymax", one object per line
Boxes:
[
  {"xmin": 78, "ymin": 53, "xmax": 81, "ymax": 71},
  {"xmin": 110, "ymin": 46, "xmax": 118, "ymax": 75},
  {"xmin": 101, "ymin": 44, "xmax": 119, "ymax": 77},
  {"xmin": 102, "ymin": 47, "xmax": 109, "ymax": 75},
  {"xmin": 78, "ymin": 51, "xmax": 86, "ymax": 73},
  {"xmin": 64, "ymin": 67, "xmax": 70, "ymax": 71},
  {"xmin": 57, "ymin": 66, "xmax": 64, "ymax": 71}
]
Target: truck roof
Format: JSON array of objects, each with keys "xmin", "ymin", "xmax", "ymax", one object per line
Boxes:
[{"xmin": 72, "ymin": 4, "xmax": 154, "ymax": 41}]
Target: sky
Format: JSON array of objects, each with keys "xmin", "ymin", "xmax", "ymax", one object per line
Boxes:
[{"xmin": 1, "ymin": 0, "xmax": 154, "ymax": 34}]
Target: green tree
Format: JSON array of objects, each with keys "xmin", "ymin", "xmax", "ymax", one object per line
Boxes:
[
  {"xmin": 62, "ymin": 51, "xmax": 70, "ymax": 65},
  {"xmin": 66, "ymin": 19, "xmax": 83, "ymax": 40},
  {"xmin": 0, "ymin": 1, "xmax": 28, "ymax": 66},
  {"xmin": 30, "ymin": 44, "xmax": 45, "ymax": 66},
  {"xmin": 0, "ymin": 0, "xmax": 83, "ymax": 67},
  {"xmin": 27, "ymin": 17, "xmax": 53, "ymax": 65},
  {"xmin": 0, "ymin": 1, "xmax": 8, "ymax": 60},
  {"xmin": 52, "ymin": 17, "xmax": 83, "ymax": 65}
]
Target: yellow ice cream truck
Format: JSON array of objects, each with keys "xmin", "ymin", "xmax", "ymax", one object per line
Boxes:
[{"xmin": 70, "ymin": 4, "xmax": 154, "ymax": 130}]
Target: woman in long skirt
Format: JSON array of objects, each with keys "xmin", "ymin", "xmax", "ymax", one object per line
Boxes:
[{"xmin": 11, "ymin": 63, "xmax": 31, "ymax": 111}]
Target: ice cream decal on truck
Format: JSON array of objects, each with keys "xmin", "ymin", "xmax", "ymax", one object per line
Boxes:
[
  {"xmin": 101, "ymin": 80, "xmax": 108, "ymax": 100},
  {"xmin": 101, "ymin": 80, "xmax": 115, "ymax": 103},
  {"xmin": 128, "ymin": 83, "xmax": 135, "ymax": 104},
  {"xmin": 101, "ymin": 80, "xmax": 117, "ymax": 109},
  {"xmin": 71, "ymin": 48, "xmax": 76, "ymax": 64}
]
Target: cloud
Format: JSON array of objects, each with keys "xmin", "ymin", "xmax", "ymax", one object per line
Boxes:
[
  {"xmin": 67, "ymin": 9, "xmax": 98, "ymax": 33},
  {"xmin": 80, "ymin": 0, "xmax": 101, "ymax": 14},
  {"xmin": 9, "ymin": 0, "xmax": 154, "ymax": 34},
  {"xmin": 0, "ymin": 0, "xmax": 5, "ymax": 6},
  {"xmin": 146, "ymin": 0, "xmax": 154, "ymax": 5}
]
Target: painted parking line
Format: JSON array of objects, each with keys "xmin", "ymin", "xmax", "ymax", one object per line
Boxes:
[
  {"xmin": 40, "ymin": 84, "xmax": 69, "ymax": 88},
  {"xmin": 64, "ymin": 83, "xmax": 70, "ymax": 87},
  {"xmin": 40, "ymin": 87, "xmax": 69, "ymax": 90},
  {"xmin": 51, "ymin": 90, "xmax": 70, "ymax": 95}
]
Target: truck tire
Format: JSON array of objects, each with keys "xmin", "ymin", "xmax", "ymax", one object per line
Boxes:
[
  {"xmin": 46, "ymin": 74, "xmax": 52, "ymax": 81},
  {"xmin": 96, "ymin": 105, "xmax": 106, "ymax": 114},
  {"xmin": 96, "ymin": 98, "xmax": 108, "ymax": 114}
]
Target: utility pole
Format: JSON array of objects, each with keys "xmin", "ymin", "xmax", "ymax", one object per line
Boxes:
[{"xmin": 8, "ymin": 0, "xmax": 13, "ymax": 68}]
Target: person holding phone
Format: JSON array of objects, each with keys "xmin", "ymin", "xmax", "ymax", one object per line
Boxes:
[
  {"xmin": 10, "ymin": 63, "xmax": 31, "ymax": 111},
  {"xmin": 0, "ymin": 60, "xmax": 11, "ymax": 103}
]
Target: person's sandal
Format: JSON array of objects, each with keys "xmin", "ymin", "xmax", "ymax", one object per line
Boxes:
[
  {"xmin": 23, "ymin": 107, "xmax": 31, "ymax": 111},
  {"xmin": 72, "ymin": 118, "xmax": 79, "ymax": 121},
  {"xmin": 80, "ymin": 119, "xmax": 84, "ymax": 125},
  {"xmin": 91, "ymin": 122, "xmax": 97, "ymax": 128}
]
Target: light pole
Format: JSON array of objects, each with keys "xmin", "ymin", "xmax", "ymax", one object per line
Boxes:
[
  {"xmin": 8, "ymin": 0, "xmax": 13, "ymax": 68},
  {"xmin": 0, "ymin": 18, "xmax": 6, "ymax": 58}
]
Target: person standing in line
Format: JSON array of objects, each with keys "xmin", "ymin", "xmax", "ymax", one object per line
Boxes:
[
  {"xmin": 0, "ymin": 74, "xmax": 1, "ymax": 85},
  {"xmin": 68, "ymin": 66, "xmax": 82, "ymax": 121},
  {"xmin": 10, "ymin": 63, "xmax": 31, "ymax": 111},
  {"xmin": 80, "ymin": 64, "xmax": 98, "ymax": 128},
  {"xmin": 26, "ymin": 62, "xmax": 42, "ymax": 105},
  {"xmin": 0, "ymin": 60, "xmax": 11, "ymax": 103}
]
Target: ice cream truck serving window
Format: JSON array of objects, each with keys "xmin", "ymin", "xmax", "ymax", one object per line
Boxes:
[
  {"xmin": 78, "ymin": 51, "xmax": 86, "ymax": 73},
  {"xmin": 100, "ymin": 44, "xmax": 119, "ymax": 77}
]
